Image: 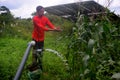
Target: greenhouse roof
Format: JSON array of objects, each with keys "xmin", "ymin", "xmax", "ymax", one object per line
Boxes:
[{"xmin": 45, "ymin": 1, "xmax": 106, "ymax": 20}]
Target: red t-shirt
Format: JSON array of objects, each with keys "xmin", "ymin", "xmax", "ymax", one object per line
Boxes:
[{"xmin": 32, "ymin": 15, "xmax": 55, "ymax": 41}]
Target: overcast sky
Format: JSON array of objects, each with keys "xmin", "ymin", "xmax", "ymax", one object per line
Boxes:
[{"xmin": 0, "ymin": 0, "xmax": 120, "ymax": 18}]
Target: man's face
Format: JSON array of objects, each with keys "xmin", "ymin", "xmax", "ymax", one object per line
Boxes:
[{"xmin": 38, "ymin": 8, "xmax": 44, "ymax": 16}]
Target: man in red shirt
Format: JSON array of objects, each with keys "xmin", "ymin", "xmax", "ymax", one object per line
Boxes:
[{"xmin": 30, "ymin": 6, "xmax": 61, "ymax": 71}]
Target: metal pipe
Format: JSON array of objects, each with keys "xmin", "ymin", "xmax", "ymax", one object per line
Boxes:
[{"xmin": 14, "ymin": 41, "xmax": 35, "ymax": 80}]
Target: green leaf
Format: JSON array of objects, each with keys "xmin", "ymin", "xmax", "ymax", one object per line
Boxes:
[
  {"xmin": 88, "ymin": 39, "xmax": 95, "ymax": 49},
  {"xmin": 103, "ymin": 25, "xmax": 110, "ymax": 33},
  {"xmin": 111, "ymin": 73, "xmax": 120, "ymax": 79}
]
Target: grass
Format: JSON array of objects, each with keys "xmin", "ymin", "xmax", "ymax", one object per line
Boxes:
[
  {"xmin": 0, "ymin": 17, "xmax": 74, "ymax": 80},
  {"xmin": 0, "ymin": 37, "xmax": 28, "ymax": 80},
  {"xmin": 0, "ymin": 33, "xmax": 69, "ymax": 80},
  {"xmin": 42, "ymin": 51, "xmax": 68, "ymax": 80}
]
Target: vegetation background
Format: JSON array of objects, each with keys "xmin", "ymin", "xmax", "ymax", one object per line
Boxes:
[{"xmin": 0, "ymin": 1, "xmax": 120, "ymax": 79}]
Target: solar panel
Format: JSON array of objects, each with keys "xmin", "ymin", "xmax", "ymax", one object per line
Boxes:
[{"xmin": 45, "ymin": 1, "xmax": 106, "ymax": 20}]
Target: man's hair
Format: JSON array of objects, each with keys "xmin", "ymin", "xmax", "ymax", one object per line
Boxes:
[{"xmin": 36, "ymin": 6, "xmax": 43, "ymax": 12}]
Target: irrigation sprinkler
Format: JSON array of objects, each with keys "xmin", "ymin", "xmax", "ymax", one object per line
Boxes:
[{"xmin": 14, "ymin": 41, "xmax": 35, "ymax": 80}]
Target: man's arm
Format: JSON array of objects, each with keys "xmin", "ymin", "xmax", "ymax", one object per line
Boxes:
[
  {"xmin": 47, "ymin": 27, "xmax": 61, "ymax": 31},
  {"xmin": 46, "ymin": 17, "xmax": 62, "ymax": 31}
]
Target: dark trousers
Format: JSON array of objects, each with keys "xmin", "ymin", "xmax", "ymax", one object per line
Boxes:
[
  {"xmin": 33, "ymin": 40, "xmax": 44, "ymax": 50},
  {"xmin": 32, "ymin": 40, "xmax": 44, "ymax": 70}
]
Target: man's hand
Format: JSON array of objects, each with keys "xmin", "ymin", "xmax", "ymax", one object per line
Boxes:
[{"xmin": 54, "ymin": 27, "xmax": 62, "ymax": 32}]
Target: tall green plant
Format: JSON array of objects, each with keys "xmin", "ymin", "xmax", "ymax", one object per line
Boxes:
[{"xmin": 66, "ymin": 13, "xmax": 120, "ymax": 80}]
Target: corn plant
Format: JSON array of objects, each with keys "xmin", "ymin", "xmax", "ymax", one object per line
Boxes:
[{"xmin": 66, "ymin": 12, "xmax": 120, "ymax": 80}]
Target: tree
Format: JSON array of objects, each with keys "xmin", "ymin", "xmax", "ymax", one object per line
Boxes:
[
  {"xmin": 0, "ymin": 6, "xmax": 14, "ymax": 36},
  {"xmin": 0, "ymin": 6, "xmax": 14, "ymax": 25}
]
